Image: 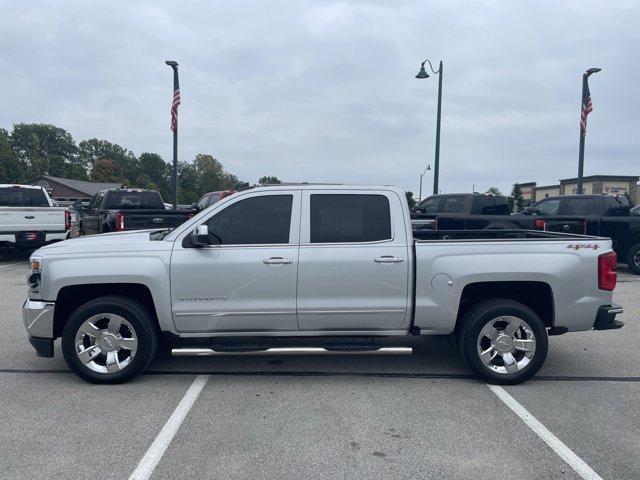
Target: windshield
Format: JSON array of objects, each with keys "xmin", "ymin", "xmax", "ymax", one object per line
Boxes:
[
  {"xmin": 0, "ymin": 187, "xmax": 49, "ymax": 207},
  {"xmin": 103, "ymin": 191, "xmax": 165, "ymax": 209}
]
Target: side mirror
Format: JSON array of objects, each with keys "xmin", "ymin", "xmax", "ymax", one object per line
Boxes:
[
  {"xmin": 191, "ymin": 203, "xmax": 198, "ymax": 210},
  {"xmin": 190, "ymin": 225, "xmax": 211, "ymax": 247},
  {"xmin": 72, "ymin": 200, "xmax": 83, "ymax": 210}
]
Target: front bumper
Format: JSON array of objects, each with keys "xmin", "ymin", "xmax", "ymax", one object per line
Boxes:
[
  {"xmin": 23, "ymin": 299, "xmax": 55, "ymax": 338},
  {"xmin": 593, "ymin": 303, "xmax": 624, "ymax": 330},
  {"xmin": 23, "ymin": 300, "xmax": 56, "ymax": 358}
]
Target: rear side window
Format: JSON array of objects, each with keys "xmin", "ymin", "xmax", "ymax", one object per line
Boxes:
[
  {"xmin": 0, "ymin": 187, "xmax": 49, "ymax": 207},
  {"xmin": 441, "ymin": 196, "xmax": 465, "ymax": 213},
  {"xmin": 206, "ymin": 194, "xmax": 292, "ymax": 244},
  {"xmin": 564, "ymin": 198, "xmax": 597, "ymax": 215},
  {"xmin": 310, "ymin": 194, "xmax": 391, "ymax": 243}
]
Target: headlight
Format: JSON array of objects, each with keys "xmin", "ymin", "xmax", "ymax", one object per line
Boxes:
[{"xmin": 27, "ymin": 255, "xmax": 42, "ymax": 293}]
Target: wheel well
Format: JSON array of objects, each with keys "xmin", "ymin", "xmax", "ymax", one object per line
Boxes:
[
  {"xmin": 53, "ymin": 283, "xmax": 158, "ymax": 337},
  {"xmin": 456, "ymin": 281, "xmax": 554, "ymax": 330}
]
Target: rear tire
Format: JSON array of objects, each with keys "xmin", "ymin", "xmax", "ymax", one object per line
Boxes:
[
  {"xmin": 62, "ymin": 295, "xmax": 159, "ymax": 384},
  {"xmin": 626, "ymin": 243, "xmax": 640, "ymax": 275},
  {"xmin": 458, "ymin": 299, "xmax": 548, "ymax": 385}
]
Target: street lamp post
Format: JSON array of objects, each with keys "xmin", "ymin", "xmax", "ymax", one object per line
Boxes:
[
  {"xmin": 415, "ymin": 59, "xmax": 443, "ymax": 195},
  {"xmin": 419, "ymin": 164, "xmax": 431, "ymax": 201},
  {"xmin": 577, "ymin": 67, "xmax": 601, "ymax": 195}
]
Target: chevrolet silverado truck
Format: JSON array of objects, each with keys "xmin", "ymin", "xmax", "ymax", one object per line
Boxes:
[
  {"xmin": 76, "ymin": 188, "xmax": 192, "ymax": 235},
  {"xmin": 0, "ymin": 184, "xmax": 70, "ymax": 249},
  {"xmin": 23, "ymin": 185, "xmax": 624, "ymax": 385}
]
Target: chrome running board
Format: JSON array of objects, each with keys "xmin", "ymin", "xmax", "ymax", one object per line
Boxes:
[{"xmin": 171, "ymin": 347, "xmax": 413, "ymax": 356}]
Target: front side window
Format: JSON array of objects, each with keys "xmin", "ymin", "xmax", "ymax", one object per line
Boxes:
[
  {"xmin": 418, "ymin": 197, "xmax": 440, "ymax": 214},
  {"xmin": 310, "ymin": 194, "xmax": 391, "ymax": 243},
  {"xmin": 206, "ymin": 195, "xmax": 292, "ymax": 245},
  {"xmin": 196, "ymin": 194, "xmax": 210, "ymax": 209},
  {"xmin": 535, "ymin": 198, "xmax": 561, "ymax": 216}
]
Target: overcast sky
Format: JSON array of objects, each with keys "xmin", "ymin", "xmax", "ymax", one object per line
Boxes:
[{"xmin": 1, "ymin": 0, "xmax": 639, "ymax": 195}]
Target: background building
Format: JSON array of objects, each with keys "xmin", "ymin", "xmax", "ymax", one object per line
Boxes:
[
  {"xmin": 26, "ymin": 176, "xmax": 123, "ymax": 202},
  {"xmin": 519, "ymin": 175, "xmax": 639, "ymax": 206}
]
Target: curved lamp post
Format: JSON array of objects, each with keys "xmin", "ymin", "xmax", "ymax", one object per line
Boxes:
[
  {"xmin": 415, "ymin": 59, "xmax": 443, "ymax": 196},
  {"xmin": 419, "ymin": 164, "xmax": 431, "ymax": 202}
]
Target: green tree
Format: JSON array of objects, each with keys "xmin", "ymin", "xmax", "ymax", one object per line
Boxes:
[
  {"xmin": 486, "ymin": 186, "xmax": 502, "ymax": 196},
  {"xmin": 10, "ymin": 123, "xmax": 79, "ymax": 178},
  {"xmin": 509, "ymin": 183, "xmax": 524, "ymax": 212},
  {"xmin": 258, "ymin": 176, "xmax": 281, "ymax": 185},
  {"xmin": 90, "ymin": 158, "xmax": 122, "ymax": 183},
  {"xmin": 0, "ymin": 128, "xmax": 25, "ymax": 182},
  {"xmin": 177, "ymin": 161, "xmax": 199, "ymax": 204},
  {"xmin": 78, "ymin": 138, "xmax": 139, "ymax": 185},
  {"xmin": 405, "ymin": 191, "xmax": 416, "ymax": 209},
  {"xmin": 138, "ymin": 153, "xmax": 171, "ymax": 199}
]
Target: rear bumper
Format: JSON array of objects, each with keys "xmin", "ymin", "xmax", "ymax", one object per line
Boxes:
[
  {"xmin": 593, "ymin": 303, "xmax": 624, "ymax": 330},
  {"xmin": 0, "ymin": 230, "xmax": 69, "ymax": 247}
]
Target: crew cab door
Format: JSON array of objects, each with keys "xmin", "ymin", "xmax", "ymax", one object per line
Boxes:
[
  {"xmin": 297, "ymin": 190, "xmax": 411, "ymax": 331},
  {"xmin": 82, "ymin": 192, "xmax": 104, "ymax": 235},
  {"xmin": 170, "ymin": 190, "xmax": 301, "ymax": 333}
]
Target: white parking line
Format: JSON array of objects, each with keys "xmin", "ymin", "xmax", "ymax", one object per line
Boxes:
[
  {"xmin": 129, "ymin": 375, "xmax": 209, "ymax": 480},
  {"xmin": 487, "ymin": 385, "xmax": 603, "ymax": 480},
  {"xmin": 0, "ymin": 261, "xmax": 24, "ymax": 269}
]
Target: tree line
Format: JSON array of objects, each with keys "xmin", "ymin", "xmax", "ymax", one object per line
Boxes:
[{"xmin": 0, "ymin": 123, "xmax": 282, "ymax": 204}]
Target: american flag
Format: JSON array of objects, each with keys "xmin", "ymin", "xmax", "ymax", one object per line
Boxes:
[
  {"xmin": 580, "ymin": 79, "xmax": 593, "ymax": 135},
  {"xmin": 170, "ymin": 75, "xmax": 181, "ymax": 132}
]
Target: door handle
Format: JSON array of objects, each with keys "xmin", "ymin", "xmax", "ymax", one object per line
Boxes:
[
  {"xmin": 374, "ymin": 256, "xmax": 404, "ymax": 264},
  {"xmin": 263, "ymin": 257, "xmax": 293, "ymax": 265}
]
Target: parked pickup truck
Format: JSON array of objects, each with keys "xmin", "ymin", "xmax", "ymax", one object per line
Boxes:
[
  {"xmin": 76, "ymin": 188, "xmax": 192, "ymax": 235},
  {"xmin": 0, "ymin": 184, "xmax": 70, "ymax": 249},
  {"xmin": 23, "ymin": 185, "xmax": 624, "ymax": 385},
  {"xmin": 434, "ymin": 194, "xmax": 640, "ymax": 275},
  {"xmin": 411, "ymin": 193, "xmax": 510, "ymax": 231}
]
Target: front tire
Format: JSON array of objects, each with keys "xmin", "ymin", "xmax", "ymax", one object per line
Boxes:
[
  {"xmin": 62, "ymin": 295, "xmax": 159, "ymax": 384},
  {"xmin": 626, "ymin": 242, "xmax": 640, "ymax": 275},
  {"xmin": 458, "ymin": 299, "xmax": 548, "ymax": 385}
]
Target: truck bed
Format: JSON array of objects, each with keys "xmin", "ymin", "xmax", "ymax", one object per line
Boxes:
[{"xmin": 414, "ymin": 228, "xmax": 598, "ymax": 242}]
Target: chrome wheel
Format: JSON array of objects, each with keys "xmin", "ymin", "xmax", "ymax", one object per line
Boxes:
[
  {"xmin": 634, "ymin": 250, "xmax": 640, "ymax": 269},
  {"xmin": 476, "ymin": 316, "xmax": 536, "ymax": 375},
  {"xmin": 74, "ymin": 313, "xmax": 138, "ymax": 374}
]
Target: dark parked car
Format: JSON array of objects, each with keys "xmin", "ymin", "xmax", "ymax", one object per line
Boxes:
[
  {"xmin": 76, "ymin": 189, "xmax": 192, "ymax": 235},
  {"xmin": 431, "ymin": 194, "xmax": 640, "ymax": 274},
  {"xmin": 191, "ymin": 190, "xmax": 236, "ymax": 212},
  {"xmin": 411, "ymin": 193, "xmax": 511, "ymax": 230}
]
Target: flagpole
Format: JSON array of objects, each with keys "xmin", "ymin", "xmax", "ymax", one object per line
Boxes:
[
  {"xmin": 165, "ymin": 60, "xmax": 179, "ymax": 210},
  {"xmin": 576, "ymin": 73, "xmax": 587, "ymax": 195},
  {"xmin": 576, "ymin": 67, "xmax": 601, "ymax": 195}
]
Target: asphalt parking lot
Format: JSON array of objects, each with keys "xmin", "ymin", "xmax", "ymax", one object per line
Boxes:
[{"xmin": 1, "ymin": 248, "xmax": 638, "ymax": 480}]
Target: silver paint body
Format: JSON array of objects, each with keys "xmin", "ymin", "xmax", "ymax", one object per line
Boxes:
[{"xmin": 24, "ymin": 185, "xmax": 613, "ymax": 340}]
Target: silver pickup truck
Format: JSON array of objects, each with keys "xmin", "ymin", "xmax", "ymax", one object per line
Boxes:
[{"xmin": 23, "ymin": 185, "xmax": 624, "ymax": 384}]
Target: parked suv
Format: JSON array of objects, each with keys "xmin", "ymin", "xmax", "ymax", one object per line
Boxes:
[{"xmin": 192, "ymin": 190, "xmax": 236, "ymax": 212}]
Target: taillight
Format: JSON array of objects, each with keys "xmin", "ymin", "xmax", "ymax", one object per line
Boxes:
[
  {"xmin": 534, "ymin": 219, "xmax": 546, "ymax": 230},
  {"xmin": 115, "ymin": 212, "xmax": 125, "ymax": 231},
  {"xmin": 598, "ymin": 251, "xmax": 617, "ymax": 291},
  {"xmin": 64, "ymin": 210, "xmax": 71, "ymax": 231}
]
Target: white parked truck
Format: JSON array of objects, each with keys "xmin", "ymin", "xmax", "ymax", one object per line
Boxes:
[
  {"xmin": 0, "ymin": 184, "xmax": 70, "ymax": 249},
  {"xmin": 23, "ymin": 185, "xmax": 624, "ymax": 384}
]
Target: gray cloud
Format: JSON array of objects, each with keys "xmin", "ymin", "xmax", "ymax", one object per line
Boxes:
[{"xmin": 1, "ymin": 0, "xmax": 638, "ymax": 195}]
